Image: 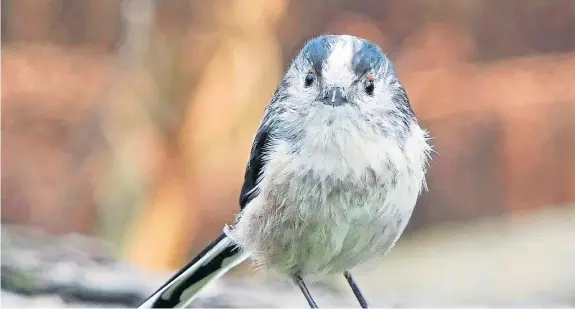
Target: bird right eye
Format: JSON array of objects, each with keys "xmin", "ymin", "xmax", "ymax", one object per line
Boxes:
[
  {"xmin": 304, "ymin": 69, "xmax": 314, "ymax": 87},
  {"xmin": 365, "ymin": 76, "xmax": 375, "ymax": 95}
]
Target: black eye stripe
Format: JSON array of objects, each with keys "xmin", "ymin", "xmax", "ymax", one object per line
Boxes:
[
  {"xmin": 301, "ymin": 35, "xmax": 334, "ymax": 75},
  {"xmin": 352, "ymin": 40, "xmax": 385, "ymax": 76}
]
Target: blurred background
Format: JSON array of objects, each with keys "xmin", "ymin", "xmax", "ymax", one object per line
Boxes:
[{"xmin": 2, "ymin": 0, "xmax": 575, "ymax": 307}]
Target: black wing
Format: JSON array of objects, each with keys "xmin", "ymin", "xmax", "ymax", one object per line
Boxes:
[
  {"xmin": 239, "ymin": 85, "xmax": 288, "ymax": 209},
  {"xmin": 239, "ymin": 126, "xmax": 271, "ymax": 209}
]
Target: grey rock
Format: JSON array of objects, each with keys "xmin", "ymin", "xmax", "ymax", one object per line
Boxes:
[{"xmin": 1, "ymin": 224, "xmax": 356, "ymax": 308}]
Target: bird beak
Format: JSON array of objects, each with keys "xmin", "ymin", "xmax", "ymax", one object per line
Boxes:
[{"xmin": 322, "ymin": 87, "xmax": 347, "ymax": 106}]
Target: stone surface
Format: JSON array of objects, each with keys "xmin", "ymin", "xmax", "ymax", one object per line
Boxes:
[
  {"xmin": 3, "ymin": 206, "xmax": 575, "ymax": 307},
  {"xmin": 0, "ymin": 224, "xmax": 356, "ymax": 307}
]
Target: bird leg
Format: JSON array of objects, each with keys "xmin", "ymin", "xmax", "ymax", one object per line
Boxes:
[
  {"xmin": 292, "ymin": 274, "xmax": 319, "ymax": 308},
  {"xmin": 343, "ymin": 271, "xmax": 369, "ymax": 308}
]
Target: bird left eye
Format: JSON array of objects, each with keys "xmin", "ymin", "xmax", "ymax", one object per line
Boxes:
[
  {"xmin": 365, "ymin": 76, "xmax": 375, "ymax": 95},
  {"xmin": 304, "ymin": 69, "xmax": 314, "ymax": 87}
]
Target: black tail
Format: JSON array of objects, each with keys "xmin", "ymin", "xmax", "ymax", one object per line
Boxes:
[{"xmin": 137, "ymin": 232, "xmax": 248, "ymax": 308}]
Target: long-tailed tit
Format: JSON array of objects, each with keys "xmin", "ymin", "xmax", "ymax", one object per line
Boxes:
[{"xmin": 138, "ymin": 34, "xmax": 432, "ymax": 308}]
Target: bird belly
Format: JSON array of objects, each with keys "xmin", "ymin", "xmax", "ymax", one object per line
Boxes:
[
  {"xmin": 232, "ymin": 129, "xmax": 424, "ymax": 278},
  {"xmin": 232, "ymin": 169, "xmax": 417, "ymax": 278},
  {"xmin": 266, "ymin": 198, "xmax": 405, "ymax": 278}
]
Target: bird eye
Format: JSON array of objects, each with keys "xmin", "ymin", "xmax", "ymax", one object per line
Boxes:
[
  {"xmin": 304, "ymin": 69, "xmax": 314, "ymax": 87},
  {"xmin": 365, "ymin": 76, "xmax": 375, "ymax": 95}
]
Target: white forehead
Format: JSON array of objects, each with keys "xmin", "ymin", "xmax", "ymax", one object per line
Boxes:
[{"xmin": 322, "ymin": 35, "xmax": 356, "ymax": 86}]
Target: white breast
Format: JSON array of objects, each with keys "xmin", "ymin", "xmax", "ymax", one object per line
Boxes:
[{"xmin": 231, "ymin": 121, "xmax": 429, "ymax": 278}]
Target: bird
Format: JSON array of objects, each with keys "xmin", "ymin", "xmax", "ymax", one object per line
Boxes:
[{"xmin": 137, "ymin": 34, "xmax": 432, "ymax": 308}]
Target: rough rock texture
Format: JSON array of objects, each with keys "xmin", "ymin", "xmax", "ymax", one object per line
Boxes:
[
  {"xmin": 3, "ymin": 205, "xmax": 575, "ymax": 307},
  {"xmin": 0, "ymin": 224, "xmax": 358, "ymax": 307}
]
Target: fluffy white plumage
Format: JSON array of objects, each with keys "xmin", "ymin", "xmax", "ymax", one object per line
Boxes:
[
  {"xmin": 137, "ymin": 34, "xmax": 433, "ymax": 308},
  {"xmin": 230, "ymin": 35, "xmax": 432, "ymax": 278}
]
